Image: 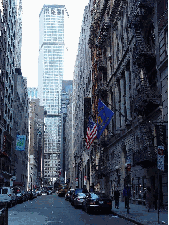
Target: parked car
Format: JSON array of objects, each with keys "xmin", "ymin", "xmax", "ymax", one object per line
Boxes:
[
  {"xmin": 58, "ymin": 185, "xmax": 68, "ymax": 197},
  {"xmin": 0, "ymin": 187, "xmax": 17, "ymax": 207},
  {"xmin": 70, "ymin": 188, "xmax": 88, "ymax": 206},
  {"xmin": 15, "ymin": 190, "xmax": 23, "ymax": 204},
  {"xmin": 65, "ymin": 191, "xmax": 70, "ymax": 201},
  {"xmin": 21, "ymin": 191, "xmax": 27, "ymax": 202},
  {"xmin": 47, "ymin": 190, "xmax": 52, "ymax": 195},
  {"xmin": 41, "ymin": 190, "xmax": 48, "ymax": 195},
  {"xmin": 65, "ymin": 189, "xmax": 75, "ymax": 201},
  {"xmin": 27, "ymin": 191, "xmax": 33, "ymax": 200},
  {"xmin": 25, "ymin": 191, "xmax": 30, "ymax": 201},
  {"xmin": 82, "ymin": 192, "xmax": 112, "ymax": 214},
  {"xmin": 73, "ymin": 193, "xmax": 87, "ymax": 208},
  {"xmin": 32, "ymin": 191, "xmax": 37, "ymax": 198},
  {"xmin": 36, "ymin": 190, "xmax": 42, "ymax": 196}
]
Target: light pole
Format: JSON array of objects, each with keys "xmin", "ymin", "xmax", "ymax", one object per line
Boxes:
[
  {"xmin": 30, "ymin": 173, "xmax": 33, "ymax": 193},
  {"xmin": 74, "ymin": 153, "xmax": 78, "ymax": 188}
]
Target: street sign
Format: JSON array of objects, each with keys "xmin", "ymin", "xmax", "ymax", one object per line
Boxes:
[{"xmin": 157, "ymin": 146, "xmax": 164, "ymax": 171}]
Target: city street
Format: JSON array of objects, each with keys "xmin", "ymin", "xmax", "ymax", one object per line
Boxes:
[{"xmin": 8, "ymin": 193, "xmax": 134, "ymax": 225}]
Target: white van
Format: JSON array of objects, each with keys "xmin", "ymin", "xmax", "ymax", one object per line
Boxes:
[{"xmin": 0, "ymin": 187, "xmax": 17, "ymax": 207}]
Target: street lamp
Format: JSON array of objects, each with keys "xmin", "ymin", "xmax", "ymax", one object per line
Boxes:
[
  {"xmin": 30, "ymin": 173, "xmax": 33, "ymax": 193},
  {"xmin": 74, "ymin": 153, "xmax": 78, "ymax": 188}
]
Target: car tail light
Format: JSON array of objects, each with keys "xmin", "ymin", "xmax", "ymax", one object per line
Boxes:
[
  {"xmin": 77, "ymin": 198, "xmax": 80, "ymax": 201},
  {"xmin": 107, "ymin": 202, "xmax": 112, "ymax": 205},
  {"xmin": 90, "ymin": 201, "xmax": 95, "ymax": 205},
  {"xmin": 8, "ymin": 194, "xmax": 11, "ymax": 197}
]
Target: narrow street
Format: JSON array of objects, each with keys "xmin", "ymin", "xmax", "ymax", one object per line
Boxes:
[{"xmin": 8, "ymin": 193, "xmax": 134, "ymax": 225}]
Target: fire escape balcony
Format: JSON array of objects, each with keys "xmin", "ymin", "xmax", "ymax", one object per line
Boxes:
[
  {"xmin": 97, "ymin": 59, "xmax": 107, "ymax": 73},
  {"xmin": 133, "ymin": 33, "xmax": 156, "ymax": 67},
  {"xmin": 133, "ymin": 146, "xmax": 157, "ymax": 168},
  {"xmin": 97, "ymin": 21, "xmax": 110, "ymax": 47},
  {"xmin": 97, "ymin": 83, "xmax": 108, "ymax": 99},
  {"xmin": 134, "ymin": 84, "xmax": 161, "ymax": 117},
  {"xmin": 100, "ymin": 135, "xmax": 110, "ymax": 148},
  {"xmin": 96, "ymin": 164, "xmax": 109, "ymax": 179}
]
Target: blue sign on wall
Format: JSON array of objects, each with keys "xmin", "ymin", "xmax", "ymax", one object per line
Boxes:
[{"xmin": 16, "ymin": 135, "xmax": 26, "ymax": 151}]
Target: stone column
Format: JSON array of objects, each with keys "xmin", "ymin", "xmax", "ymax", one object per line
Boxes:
[
  {"xmin": 125, "ymin": 70, "xmax": 131, "ymax": 122},
  {"xmin": 120, "ymin": 78, "xmax": 125, "ymax": 128}
]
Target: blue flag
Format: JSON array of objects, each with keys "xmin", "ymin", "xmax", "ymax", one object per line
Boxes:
[{"xmin": 97, "ymin": 99, "xmax": 114, "ymax": 139}]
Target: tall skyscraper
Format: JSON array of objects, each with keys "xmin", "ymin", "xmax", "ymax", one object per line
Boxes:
[{"xmin": 38, "ymin": 5, "xmax": 65, "ymax": 185}]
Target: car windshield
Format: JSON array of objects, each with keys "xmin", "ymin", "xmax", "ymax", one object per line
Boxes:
[
  {"xmin": 75, "ymin": 189, "xmax": 88, "ymax": 194},
  {"xmin": 2, "ymin": 188, "xmax": 8, "ymax": 194},
  {"xmin": 90, "ymin": 193, "xmax": 109, "ymax": 199},
  {"xmin": 78, "ymin": 193, "xmax": 86, "ymax": 197}
]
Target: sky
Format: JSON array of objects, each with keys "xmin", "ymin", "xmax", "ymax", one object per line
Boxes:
[{"xmin": 21, "ymin": 0, "xmax": 90, "ymax": 87}]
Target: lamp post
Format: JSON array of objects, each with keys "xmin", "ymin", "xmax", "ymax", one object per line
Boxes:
[
  {"xmin": 74, "ymin": 153, "xmax": 78, "ymax": 188},
  {"xmin": 30, "ymin": 173, "xmax": 33, "ymax": 193},
  {"xmin": 126, "ymin": 157, "xmax": 131, "ymax": 214}
]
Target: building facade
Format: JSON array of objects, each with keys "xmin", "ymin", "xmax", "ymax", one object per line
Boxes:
[
  {"xmin": 61, "ymin": 80, "xmax": 73, "ymax": 182},
  {"xmin": 0, "ymin": 0, "xmax": 26, "ymax": 187},
  {"xmin": 88, "ymin": 0, "xmax": 168, "ymax": 206},
  {"xmin": 38, "ymin": 5, "xmax": 65, "ymax": 185},
  {"xmin": 28, "ymin": 99, "xmax": 44, "ymax": 190},
  {"xmin": 12, "ymin": 69, "xmax": 29, "ymax": 190},
  {"xmin": 65, "ymin": 95, "xmax": 74, "ymax": 188},
  {"xmin": 72, "ymin": 3, "xmax": 93, "ymax": 190},
  {"xmin": 0, "ymin": 1, "xmax": 7, "ymax": 186},
  {"xmin": 70, "ymin": 0, "xmax": 168, "ymax": 207},
  {"xmin": 28, "ymin": 87, "xmax": 38, "ymax": 100}
]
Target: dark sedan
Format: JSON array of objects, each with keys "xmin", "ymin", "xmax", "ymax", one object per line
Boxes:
[
  {"xmin": 70, "ymin": 188, "xmax": 88, "ymax": 206},
  {"xmin": 82, "ymin": 192, "xmax": 112, "ymax": 214},
  {"xmin": 65, "ymin": 189, "xmax": 75, "ymax": 201},
  {"xmin": 73, "ymin": 193, "xmax": 87, "ymax": 208}
]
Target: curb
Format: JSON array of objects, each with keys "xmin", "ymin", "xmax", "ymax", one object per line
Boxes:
[{"xmin": 111, "ymin": 209, "xmax": 146, "ymax": 225}]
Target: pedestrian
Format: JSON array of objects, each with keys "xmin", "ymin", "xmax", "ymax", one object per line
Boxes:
[
  {"xmin": 123, "ymin": 186, "xmax": 128, "ymax": 208},
  {"xmin": 146, "ymin": 187, "xmax": 152, "ymax": 212},
  {"xmin": 153, "ymin": 188, "xmax": 158, "ymax": 210},
  {"xmin": 126, "ymin": 186, "xmax": 131, "ymax": 209},
  {"xmin": 114, "ymin": 188, "xmax": 120, "ymax": 209}
]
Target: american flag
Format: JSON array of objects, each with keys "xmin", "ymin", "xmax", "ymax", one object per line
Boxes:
[{"xmin": 85, "ymin": 117, "xmax": 97, "ymax": 149}]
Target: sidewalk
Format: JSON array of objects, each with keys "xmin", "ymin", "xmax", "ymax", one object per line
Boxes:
[{"xmin": 111, "ymin": 201, "xmax": 168, "ymax": 225}]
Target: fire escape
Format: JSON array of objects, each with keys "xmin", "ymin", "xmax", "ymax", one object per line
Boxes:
[{"xmin": 130, "ymin": 1, "xmax": 161, "ymax": 168}]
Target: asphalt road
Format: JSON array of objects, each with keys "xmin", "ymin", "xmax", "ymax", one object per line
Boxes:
[{"xmin": 8, "ymin": 193, "xmax": 134, "ymax": 225}]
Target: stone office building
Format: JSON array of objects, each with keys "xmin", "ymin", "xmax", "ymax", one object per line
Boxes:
[
  {"xmin": 28, "ymin": 98, "xmax": 44, "ymax": 190},
  {"xmin": 12, "ymin": 69, "xmax": 29, "ymax": 190},
  {"xmin": 72, "ymin": 3, "xmax": 92, "ymax": 190},
  {"xmin": 88, "ymin": 0, "xmax": 168, "ymax": 207},
  {"xmin": 0, "ymin": 0, "xmax": 25, "ymax": 187}
]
